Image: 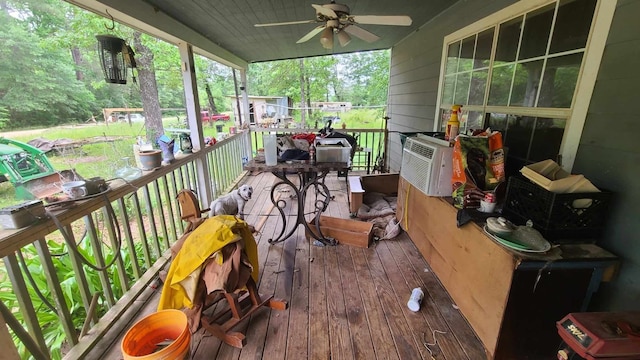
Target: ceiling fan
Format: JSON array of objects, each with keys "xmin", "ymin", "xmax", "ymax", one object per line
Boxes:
[{"xmin": 254, "ymin": 1, "xmax": 412, "ymax": 50}]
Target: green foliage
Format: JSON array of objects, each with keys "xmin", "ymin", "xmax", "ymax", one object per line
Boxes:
[
  {"xmin": 0, "ymin": 106, "xmax": 9, "ymax": 129},
  {"xmin": 0, "ymin": 6, "xmax": 97, "ymax": 129},
  {"xmin": 0, "ymin": 234, "xmax": 148, "ymax": 359},
  {"xmin": 247, "ymin": 51, "xmax": 390, "ymax": 106}
]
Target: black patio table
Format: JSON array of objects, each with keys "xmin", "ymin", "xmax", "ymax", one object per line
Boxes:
[{"xmin": 244, "ymin": 158, "xmax": 349, "ymax": 246}]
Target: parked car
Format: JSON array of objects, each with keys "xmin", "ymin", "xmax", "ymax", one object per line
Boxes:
[
  {"xmin": 201, "ymin": 110, "xmax": 230, "ymax": 122},
  {"xmin": 118, "ymin": 113, "xmax": 145, "ymax": 123}
]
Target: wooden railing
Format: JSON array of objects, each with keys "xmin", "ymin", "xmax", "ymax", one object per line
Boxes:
[
  {"xmin": 250, "ymin": 127, "xmax": 386, "ymax": 174},
  {"xmin": 0, "ymin": 130, "xmax": 251, "ymax": 359}
]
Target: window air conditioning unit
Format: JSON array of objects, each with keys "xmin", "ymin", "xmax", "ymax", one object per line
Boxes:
[{"xmin": 400, "ymin": 135, "xmax": 454, "ymax": 197}]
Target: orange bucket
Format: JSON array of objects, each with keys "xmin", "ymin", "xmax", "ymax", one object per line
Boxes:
[{"xmin": 121, "ymin": 309, "xmax": 191, "ymax": 360}]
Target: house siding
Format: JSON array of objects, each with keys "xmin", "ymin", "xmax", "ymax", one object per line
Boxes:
[
  {"xmin": 388, "ymin": 0, "xmax": 638, "ymax": 310},
  {"xmin": 573, "ymin": 0, "xmax": 640, "ymax": 310},
  {"xmin": 387, "ymin": 0, "xmax": 517, "ymax": 171}
]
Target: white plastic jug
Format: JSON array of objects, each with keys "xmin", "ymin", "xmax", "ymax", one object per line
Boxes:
[{"xmin": 263, "ymin": 134, "xmax": 277, "ymax": 166}]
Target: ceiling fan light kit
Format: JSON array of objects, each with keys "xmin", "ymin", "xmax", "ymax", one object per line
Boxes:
[
  {"xmin": 320, "ymin": 27, "xmax": 334, "ymax": 49},
  {"xmin": 337, "ymin": 30, "xmax": 351, "ymax": 47},
  {"xmin": 255, "ymin": 1, "xmax": 412, "ymax": 50}
]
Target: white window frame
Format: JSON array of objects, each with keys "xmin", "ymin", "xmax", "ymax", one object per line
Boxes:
[{"xmin": 434, "ymin": 0, "xmax": 617, "ymax": 171}]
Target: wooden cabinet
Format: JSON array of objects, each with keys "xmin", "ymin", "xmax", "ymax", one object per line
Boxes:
[{"xmin": 396, "ymin": 178, "xmax": 618, "ymax": 359}]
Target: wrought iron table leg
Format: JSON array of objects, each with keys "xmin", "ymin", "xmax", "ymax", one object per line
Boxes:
[{"xmin": 267, "ymin": 169, "xmax": 336, "ymax": 245}]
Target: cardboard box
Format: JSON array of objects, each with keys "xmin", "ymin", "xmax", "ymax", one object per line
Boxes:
[
  {"xmin": 348, "ymin": 173, "xmax": 400, "ymax": 214},
  {"xmin": 306, "ymin": 215, "xmax": 374, "ymax": 248},
  {"xmin": 520, "ymin": 159, "xmax": 599, "ymax": 193}
]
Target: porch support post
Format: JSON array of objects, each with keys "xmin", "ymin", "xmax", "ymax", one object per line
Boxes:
[
  {"xmin": 178, "ymin": 42, "xmax": 212, "ymax": 204},
  {"xmin": 239, "ymin": 69, "xmax": 253, "ymax": 156},
  {"xmin": 239, "ymin": 69, "xmax": 251, "ymax": 126}
]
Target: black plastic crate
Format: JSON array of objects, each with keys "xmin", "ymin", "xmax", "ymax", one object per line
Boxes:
[{"xmin": 502, "ymin": 176, "xmax": 613, "ymax": 243}]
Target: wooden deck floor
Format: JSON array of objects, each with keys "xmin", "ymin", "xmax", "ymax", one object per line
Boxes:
[{"xmin": 98, "ymin": 171, "xmax": 486, "ymax": 360}]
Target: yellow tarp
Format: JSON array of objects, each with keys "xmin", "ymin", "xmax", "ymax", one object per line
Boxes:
[{"xmin": 157, "ymin": 215, "xmax": 259, "ymax": 311}]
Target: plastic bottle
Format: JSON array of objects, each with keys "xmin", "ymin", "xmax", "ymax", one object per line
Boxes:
[
  {"xmin": 445, "ymin": 105, "xmax": 462, "ymax": 142},
  {"xmin": 263, "ymin": 134, "xmax": 278, "ymax": 166},
  {"xmin": 309, "ymin": 142, "xmax": 316, "ymax": 165}
]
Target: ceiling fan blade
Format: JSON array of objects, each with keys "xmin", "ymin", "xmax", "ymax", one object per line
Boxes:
[
  {"xmin": 296, "ymin": 25, "xmax": 327, "ymax": 44},
  {"xmin": 344, "ymin": 25, "xmax": 380, "ymax": 43},
  {"xmin": 312, "ymin": 4, "xmax": 338, "ymax": 19},
  {"xmin": 255, "ymin": 19, "xmax": 317, "ymax": 27},
  {"xmin": 351, "ymin": 15, "xmax": 413, "ymax": 26}
]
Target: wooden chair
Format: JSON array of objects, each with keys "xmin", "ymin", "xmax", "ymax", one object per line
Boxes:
[{"xmin": 176, "ymin": 189, "xmax": 288, "ymax": 348}]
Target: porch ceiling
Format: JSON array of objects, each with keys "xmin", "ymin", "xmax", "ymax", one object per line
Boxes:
[{"xmin": 67, "ymin": 0, "xmax": 454, "ymax": 66}]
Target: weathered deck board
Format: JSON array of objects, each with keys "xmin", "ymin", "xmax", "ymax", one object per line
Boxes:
[{"xmin": 99, "ymin": 171, "xmax": 485, "ymax": 360}]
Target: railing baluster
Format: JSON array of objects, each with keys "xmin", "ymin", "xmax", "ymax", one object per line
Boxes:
[
  {"xmin": 0, "ymin": 301, "xmax": 47, "ymax": 360},
  {"xmin": 131, "ymin": 192, "xmax": 152, "ymax": 269},
  {"xmin": 116, "ymin": 198, "xmax": 142, "ymax": 280},
  {"xmin": 221, "ymin": 144, "xmax": 231, "ymax": 191},
  {"xmin": 211, "ymin": 151, "xmax": 220, "ymax": 198},
  {"xmin": 206, "ymin": 152, "xmax": 216, "ymax": 197},
  {"xmin": 34, "ymin": 238, "xmax": 77, "ymax": 345},
  {"xmin": 189, "ymin": 161, "xmax": 198, "ymax": 191},
  {"xmin": 141, "ymin": 185, "xmax": 161, "ymax": 257},
  {"xmin": 84, "ymin": 215, "xmax": 115, "ymax": 307},
  {"xmin": 186, "ymin": 162, "xmax": 195, "ymax": 190},
  {"xmin": 62, "ymin": 224, "xmax": 96, "ymax": 323},
  {"xmin": 153, "ymin": 179, "xmax": 171, "ymax": 249},
  {"xmin": 3, "ymin": 253, "xmax": 48, "ymax": 353},
  {"xmin": 161, "ymin": 175, "xmax": 179, "ymax": 243},
  {"xmin": 100, "ymin": 206, "xmax": 129, "ymax": 293},
  {"xmin": 169, "ymin": 170, "xmax": 185, "ymax": 233},
  {"xmin": 177, "ymin": 165, "xmax": 186, "ymax": 191},
  {"xmin": 183, "ymin": 163, "xmax": 192, "ymax": 191},
  {"xmin": 222, "ymin": 145, "xmax": 229, "ymax": 191}
]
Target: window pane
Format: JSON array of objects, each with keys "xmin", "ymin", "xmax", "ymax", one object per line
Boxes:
[
  {"xmin": 495, "ymin": 16, "xmax": 522, "ymax": 65},
  {"xmin": 487, "ymin": 113, "xmax": 508, "ymax": 132},
  {"xmin": 454, "ymin": 72, "xmax": 471, "ymax": 104},
  {"xmin": 459, "ymin": 36, "xmax": 475, "ymax": 71},
  {"xmin": 445, "ymin": 41, "xmax": 460, "ymax": 75},
  {"xmin": 550, "ymin": 0, "xmax": 597, "ymax": 54},
  {"xmin": 529, "ymin": 117, "xmax": 566, "ymax": 161},
  {"xmin": 442, "ymin": 74, "xmax": 455, "ymax": 104},
  {"xmin": 488, "ymin": 64, "xmax": 515, "ymax": 106},
  {"xmin": 538, "ymin": 53, "xmax": 582, "ymax": 108},
  {"xmin": 519, "ymin": 4, "xmax": 554, "ymax": 60},
  {"xmin": 466, "ymin": 110, "xmax": 485, "ymax": 132},
  {"xmin": 474, "ymin": 28, "xmax": 494, "ymax": 69},
  {"xmin": 505, "ymin": 115, "xmax": 534, "ymax": 160},
  {"xmin": 510, "ymin": 60, "xmax": 543, "ymax": 107},
  {"xmin": 469, "ymin": 69, "xmax": 488, "ymax": 105}
]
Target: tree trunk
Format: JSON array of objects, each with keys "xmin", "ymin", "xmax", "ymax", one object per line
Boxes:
[
  {"xmin": 305, "ymin": 70, "xmax": 312, "ymax": 120},
  {"xmin": 298, "ymin": 59, "xmax": 306, "ymax": 124},
  {"xmin": 205, "ymin": 84, "xmax": 218, "ymax": 113},
  {"xmin": 70, "ymin": 46, "xmax": 84, "ymax": 81},
  {"xmin": 133, "ymin": 31, "xmax": 164, "ymax": 145}
]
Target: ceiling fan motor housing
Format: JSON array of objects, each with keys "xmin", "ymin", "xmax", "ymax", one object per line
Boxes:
[{"xmin": 324, "ymin": 3, "xmax": 350, "ymax": 15}]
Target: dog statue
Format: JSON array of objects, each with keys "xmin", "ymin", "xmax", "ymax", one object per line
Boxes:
[{"xmin": 209, "ymin": 184, "xmax": 253, "ymax": 220}]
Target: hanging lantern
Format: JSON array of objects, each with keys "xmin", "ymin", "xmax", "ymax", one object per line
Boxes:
[
  {"xmin": 179, "ymin": 133, "xmax": 193, "ymax": 153},
  {"xmin": 96, "ymin": 35, "xmax": 128, "ymax": 84}
]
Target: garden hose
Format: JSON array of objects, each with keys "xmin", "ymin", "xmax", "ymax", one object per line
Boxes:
[{"xmin": 46, "ymin": 191, "xmax": 124, "ymax": 272}]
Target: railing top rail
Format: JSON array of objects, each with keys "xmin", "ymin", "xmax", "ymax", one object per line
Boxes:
[
  {"xmin": 0, "ymin": 131, "xmax": 250, "ymax": 257},
  {"xmin": 250, "ymin": 127, "xmax": 384, "ymax": 133}
]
